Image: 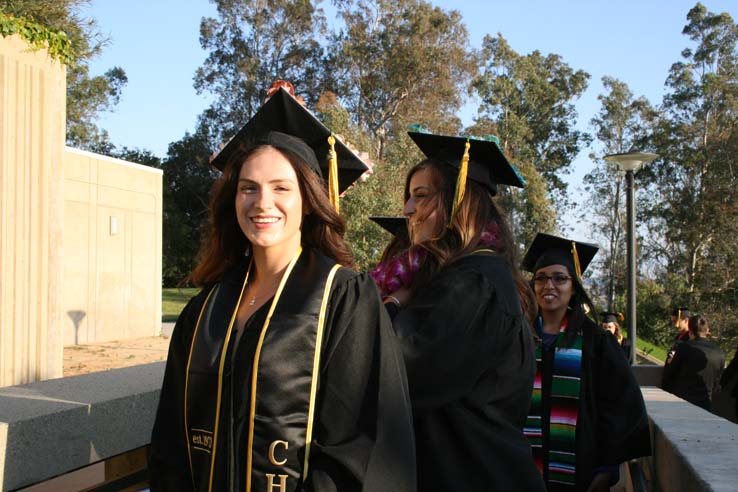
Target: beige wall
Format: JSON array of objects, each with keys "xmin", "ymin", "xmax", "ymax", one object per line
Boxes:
[
  {"xmin": 63, "ymin": 148, "xmax": 162, "ymax": 345},
  {"xmin": 0, "ymin": 34, "xmax": 164, "ymax": 387},
  {"xmin": 0, "ymin": 34, "xmax": 66, "ymax": 386}
]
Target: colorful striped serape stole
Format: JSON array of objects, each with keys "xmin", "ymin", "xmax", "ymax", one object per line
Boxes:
[{"xmin": 525, "ymin": 316, "xmax": 583, "ymax": 487}]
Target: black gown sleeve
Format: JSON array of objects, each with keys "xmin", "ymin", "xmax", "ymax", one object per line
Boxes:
[
  {"xmin": 149, "ymin": 290, "xmax": 210, "ymax": 492},
  {"xmin": 592, "ymin": 329, "xmax": 651, "ymax": 467},
  {"xmin": 391, "ymin": 265, "xmax": 505, "ymax": 409},
  {"xmin": 306, "ymin": 272, "xmax": 416, "ymax": 492}
]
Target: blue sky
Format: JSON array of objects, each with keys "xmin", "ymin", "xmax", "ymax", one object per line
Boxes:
[{"xmin": 81, "ymin": 0, "xmax": 738, "ymax": 235}]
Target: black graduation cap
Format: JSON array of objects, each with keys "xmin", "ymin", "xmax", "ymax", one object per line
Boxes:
[
  {"xmin": 407, "ymin": 131, "xmax": 526, "ymax": 196},
  {"xmin": 521, "ymin": 233, "xmax": 599, "ymax": 279},
  {"xmin": 671, "ymin": 306, "xmax": 690, "ymax": 318},
  {"xmin": 369, "ymin": 216, "xmax": 408, "ymax": 238},
  {"xmin": 210, "ymin": 87, "xmax": 369, "ymax": 194},
  {"xmin": 601, "ymin": 311, "xmax": 624, "ymax": 324}
]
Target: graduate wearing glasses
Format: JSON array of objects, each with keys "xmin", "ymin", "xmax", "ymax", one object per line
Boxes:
[{"xmin": 522, "ymin": 233, "xmax": 650, "ymax": 491}]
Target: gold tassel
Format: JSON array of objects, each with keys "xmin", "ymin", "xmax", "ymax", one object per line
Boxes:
[
  {"xmin": 571, "ymin": 241, "xmax": 582, "ymax": 281},
  {"xmin": 327, "ymin": 134, "xmax": 339, "ymax": 213},
  {"xmin": 448, "ymin": 140, "xmax": 470, "ymax": 228}
]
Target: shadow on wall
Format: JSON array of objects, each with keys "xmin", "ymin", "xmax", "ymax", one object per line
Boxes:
[{"xmin": 67, "ymin": 310, "xmax": 87, "ymax": 345}]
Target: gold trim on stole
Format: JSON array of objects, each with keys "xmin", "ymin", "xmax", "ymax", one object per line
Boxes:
[
  {"xmin": 184, "ymin": 286, "xmax": 217, "ymax": 489},
  {"xmin": 302, "ymin": 263, "xmax": 341, "ymax": 477},
  {"xmin": 245, "ymin": 246, "xmax": 304, "ymax": 492},
  {"xmin": 206, "ymin": 261, "xmax": 253, "ymax": 492}
]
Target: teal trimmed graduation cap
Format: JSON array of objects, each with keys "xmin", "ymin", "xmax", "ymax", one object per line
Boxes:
[
  {"xmin": 521, "ymin": 232, "xmax": 599, "ymax": 280},
  {"xmin": 210, "ymin": 86, "xmax": 370, "ymax": 206},
  {"xmin": 601, "ymin": 311, "xmax": 624, "ymax": 324},
  {"xmin": 370, "ymin": 216, "xmax": 408, "ymax": 239},
  {"xmin": 407, "ymin": 130, "xmax": 526, "ymax": 196},
  {"xmin": 407, "ymin": 129, "xmax": 526, "ymax": 228}
]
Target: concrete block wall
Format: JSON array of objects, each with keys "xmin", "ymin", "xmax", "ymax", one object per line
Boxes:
[
  {"xmin": 0, "ymin": 362, "xmax": 165, "ymax": 491},
  {"xmin": 0, "ymin": 34, "xmax": 66, "ymax": 386},
  {"xmin": 62, "ymin": 148, "xmax": 163, "ymax": 345}
]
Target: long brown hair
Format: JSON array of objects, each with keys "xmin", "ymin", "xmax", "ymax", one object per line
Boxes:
[
  {"xmin": 190, "ymin": 144, "xmax": 354, "ymax": 286},
  {"xmin": 405, "ymin": 158, "xmax": 536, "ymax": 321}
]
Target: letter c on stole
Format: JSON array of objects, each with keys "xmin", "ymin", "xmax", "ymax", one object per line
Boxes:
[{"xmin": 268, "ymin": 440, "xmax": 288, "ymax": 466}]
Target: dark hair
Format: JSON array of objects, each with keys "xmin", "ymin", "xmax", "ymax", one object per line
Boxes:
[
  {"xmin": 403, "ymin": 158, "xmax": 536, "ymax": 322},
  {"xmin": 688, "ymin": 314, "xmax": 709, "ymax": 338},
  {"xmin": 190, "ymin": 144, "xmax": 354, "ymax": 286}
]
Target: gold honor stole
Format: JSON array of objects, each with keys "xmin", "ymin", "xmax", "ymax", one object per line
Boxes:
[{"xmin": 184, "ymin": 247, "xmax": 341, "ymax": 492}]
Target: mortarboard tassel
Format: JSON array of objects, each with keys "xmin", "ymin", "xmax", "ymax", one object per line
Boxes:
[
  {"xmin": 448, "ymin": 140, "xmax": 470, "ymax": 228},
  {"xmin": 571, "ymin": 241, "xmax": 582, "ymax": 281},
  {"xmin": 327, "ymin": 134, "xmax": 340, "ymax": 213}
]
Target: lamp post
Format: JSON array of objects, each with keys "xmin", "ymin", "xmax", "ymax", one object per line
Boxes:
[{"xmin": 603, "ymin": 152, "xmax": 659, "ymax": 365}]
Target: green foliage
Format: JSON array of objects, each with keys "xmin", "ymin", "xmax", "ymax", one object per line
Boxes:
[
  {"xmin": 195, "ymin": 0, "xmax": 327, "ymax": 147},
  {"xmin": 470, "ymin": 34, "xmax": 590, "ymax": 246},
  {"xmin": 0, "ymin": 0, "xmax": 128, "ymax": 151},
  {"xmin": 0, "ymin": 11, "xmax": 74, "ymax": 63},
  {"xmin": 633, "ymin": 2, "xmax": 738, "ymax": 354},
  {"xmin": 160, "ymin": 128, "xmax": 220, "ymax": 286},
  {"xmin": 327, "ymin": 0, "xmax": 475, "ymax": 159},
  {"xmin": 582, "ymin": 77, "xmax": 657, "ymax": 309}
]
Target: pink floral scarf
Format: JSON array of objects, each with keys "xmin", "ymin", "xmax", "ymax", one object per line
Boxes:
[{"xmin": 370, "ymin": 221, "xmax": 502, "ymax": 297}]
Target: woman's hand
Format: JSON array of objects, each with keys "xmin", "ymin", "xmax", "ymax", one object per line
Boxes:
[{"xmin": 386, "ymin": 287, "xmax": 411, "ymax": 308}]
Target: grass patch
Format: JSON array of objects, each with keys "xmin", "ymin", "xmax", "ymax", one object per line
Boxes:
[
  {"xmin": 633, "ymin": 337, "xmax": 667, "ymax": 363},
  {"xmin": 162, "ymin": 288, "xmax": 199, "ymax": 322}
]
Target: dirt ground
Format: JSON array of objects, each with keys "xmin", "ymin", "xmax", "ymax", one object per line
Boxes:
[{"xmin": 63, "ymin": 335, "xmax": 172, "ymax": 377}]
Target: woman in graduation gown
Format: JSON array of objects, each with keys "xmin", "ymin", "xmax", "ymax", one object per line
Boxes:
[
  {"xmin": 521, "ymin": 233, "xmax": 651, "ymax": 491},
  {"xmin": 149, "ymin": 85, "xmax": 416, "ymax": 492},
  {"xmin": 373, "ymin": 130, "xmax": 546, "ymax": 491}
]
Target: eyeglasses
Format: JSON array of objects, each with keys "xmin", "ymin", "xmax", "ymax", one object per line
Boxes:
[{"xmin": 533, "ymin": 274, "xmax": 573, "ymax": 286}]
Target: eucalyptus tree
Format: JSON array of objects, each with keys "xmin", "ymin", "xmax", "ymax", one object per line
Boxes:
[
  {"xmin": 583, "ymin": 77, "xmax": 656, "ymax": 310},
  {"xmin": 641, "ymin": 2, "xmax": 738, "ymax": 348},
  {"xmin": 471, "ymin": 34, "xmax": 590, "ymax": 246}
]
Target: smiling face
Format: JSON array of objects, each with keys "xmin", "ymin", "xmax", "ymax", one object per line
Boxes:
[
  {"xmin": 404, "ymin": 167, "xmax": 441, "ymax": 245},
  {"xmin": 235, "ymin": 146, "xmax": 303, "ymax": 257},
  {"xmin": 533, "ymin": 264, "xmax": 574, "ymax": 317}
]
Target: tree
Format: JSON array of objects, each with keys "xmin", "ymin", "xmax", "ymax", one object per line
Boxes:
[
  {"xmin": 471, "ymin": 34, "xmax": 590, "ymax": 246},
  {"xmin": 159, "ymin": 127, "xmax": 220, "ymax": 286},
  {"xmin": 583, "ymin": 77, "xmax": 656, "ymax": 310},
  {"xmin": 326, "ymin": 0, "xmax": 476, "ymax": 159},
  {"xmin": 639, "ymin": 3, "xmax": 738, "ymax": 351},
  {"xmin": 194, "ymin": 0, "xmax": 327, "ymax": 149},
  {"xmin": 0, "ymin": 0, "xmax": 128, "ymax": 150}
]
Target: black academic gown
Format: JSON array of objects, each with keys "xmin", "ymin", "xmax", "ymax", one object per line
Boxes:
[
  {"xmin": 662, "ymin": 338, "xmax": 726, "ymax": 411},
  {"xmin": 538, "ymin": 319, "xmax": 651, "ymax": 491},
  {"xmin": 149, "ymin": 249, "xmax": 416, "ymax": 492},
  {"xmin": 392, "ymin": 252, "xmax": 546, "ymax": 492}
]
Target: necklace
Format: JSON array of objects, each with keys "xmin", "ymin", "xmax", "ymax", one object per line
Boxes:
[{"xmin": 246, "ymin": 278, "xmax": 281, "ymax": 306}]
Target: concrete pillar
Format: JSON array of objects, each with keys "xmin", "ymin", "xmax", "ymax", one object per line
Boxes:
[{"xmin": 0, "ymin": 33, "xmax": 66, "ymax": 386}]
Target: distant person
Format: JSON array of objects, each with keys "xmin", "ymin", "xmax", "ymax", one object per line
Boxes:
[
  {"xmin": 601, "ymin": 311, "xmax": 631, "ymax": 360},
  {"xmin": 666, "ymin": 306, "xmax": 690, "ymax": 364},
  {"xmin": 662, "ymin": 315, "xmax": 726, "ymax": 412}
]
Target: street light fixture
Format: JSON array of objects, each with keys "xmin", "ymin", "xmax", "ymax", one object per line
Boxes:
[{"xmin": 604, "ymin": 152, "xmax": 659, "ymax": 365}]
